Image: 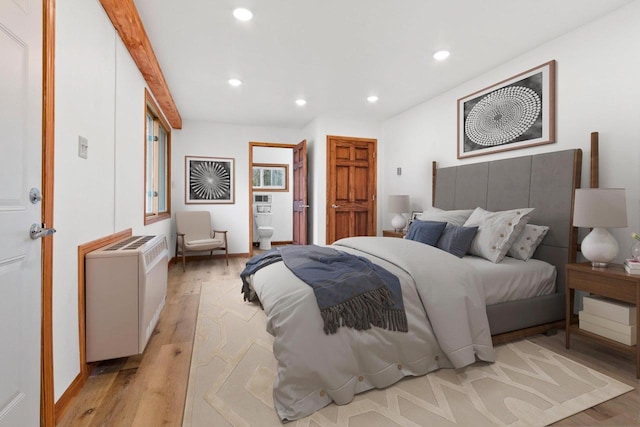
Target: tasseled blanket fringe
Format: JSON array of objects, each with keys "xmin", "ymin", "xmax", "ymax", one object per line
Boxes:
[{"xmin": 320, "ymin": 287, "xmax": 408, "ymax": 334}]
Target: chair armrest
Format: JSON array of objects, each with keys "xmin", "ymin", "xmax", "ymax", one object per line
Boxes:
[{"xmin": 212, "ymin": 230, "xmax": 228, "ymax": 247}]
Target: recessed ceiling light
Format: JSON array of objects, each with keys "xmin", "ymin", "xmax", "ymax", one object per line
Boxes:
[
  {"xmin": 233, "ymin": 8, "xmax": 253, "ymax": 21},
  {"xmin": 228, "ymin": 78, "xmax": 242, "ymax": 87},
  {"xmin": 367, "ymin": 95, "xmax": 379, "ymax": 103},
  {"xmin": 295, "ymin": 99, "xmax": 306, "ymax": 106},
  {"xmin": 433, "ymin": 50, "xmax": 450, "ymax": 61}
]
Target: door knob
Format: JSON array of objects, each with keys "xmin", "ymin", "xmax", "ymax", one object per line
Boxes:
[
  {"xmin": 331, "ymin": 204, "xmax": 340, "ymax": 209},
  {"xmin": 30, "ymin": 223, "xmax": 56, "ymax": 239}
]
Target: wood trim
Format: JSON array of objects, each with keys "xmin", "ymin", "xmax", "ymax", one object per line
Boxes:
[
  {"xmin": 41, "ymin": 0, "xmax": 56, "ymax": 425},
  {"xmin": 144, "ymin": 89, "xmax": 171, "ymax": 225},
  {"xmin": 431, "ymin": 161, "xmax": 437, "ymax": 207},
  {"xmin": 590, "ymin": 131, "xmax": 599, "ymax": 189},
  {"xmin": 569, "ymin": 149, "xmax": 583, "ymax": 263},
  {"xmin": 99, "ymin": 0, "xmax": 182, "ymax": 129},
  {"xmin": 252, "ymin": 163, "xmax": 289, "ymax": 192},
  {"xmin": 53, "ymin": 373, "xmax": 84, "ymax": 424},
  {"xmin": 55, "ymin": 229, "xmax": 134, "ymax": 421}
]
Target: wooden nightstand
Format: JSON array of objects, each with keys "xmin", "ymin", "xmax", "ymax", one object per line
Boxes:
[
  {"xmin": 565, "ymin": 262, "xmax": 640, "ymax": 378},
  {"xmin": 382, "ymin": 230, "xmax": 406, "ymax": 238}
]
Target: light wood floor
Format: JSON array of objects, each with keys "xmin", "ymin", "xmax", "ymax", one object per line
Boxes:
[{"xmin": 57, "ymin": 257, "xmax": 639, "ymax": 426}]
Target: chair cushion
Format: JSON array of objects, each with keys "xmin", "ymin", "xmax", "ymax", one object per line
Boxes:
[{"xmin": 185, "ymin": 238, "xmax": 224, "ymax": 251}]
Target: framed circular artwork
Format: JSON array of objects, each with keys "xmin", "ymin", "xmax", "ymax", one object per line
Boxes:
[{"xmin": 457, "ymin": 60, "xmax": 556, "ymax": 159}]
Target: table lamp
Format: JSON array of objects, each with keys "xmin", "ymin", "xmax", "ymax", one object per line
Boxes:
[
  {"xmin": 573, "ymin": 188, "xmax": 627, "ymax": 267},
  {"xmin": 388, "ymin": 195, "xmax": 410, "ymax": 232}
]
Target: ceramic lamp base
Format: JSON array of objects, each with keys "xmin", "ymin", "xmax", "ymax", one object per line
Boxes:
[
  {"xmin": 391, "ymin": 214, "xmax": 406, "ymax": 232},
  {"xmin": 581, "ymin": 227, "xmax": 618, "ymax": 268}
]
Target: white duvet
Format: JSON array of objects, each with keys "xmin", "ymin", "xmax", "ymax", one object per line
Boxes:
[{"xmin": 250, "ymin": 236, "xmax": 494, "ymax": 421}]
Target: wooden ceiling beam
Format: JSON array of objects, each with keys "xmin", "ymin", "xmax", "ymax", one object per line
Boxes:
[{"xmin": 99, "ymin": 0, "xmax": 182, "ymax": 129}]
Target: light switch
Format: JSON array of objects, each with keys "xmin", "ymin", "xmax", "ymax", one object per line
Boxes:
[
  {"xmin": 78, "ymin": 136, "xmax": 88, "ymax": 159},
  {"xmin": 397, "ymin": 167, "xmax": 402, "ymax": 176}
]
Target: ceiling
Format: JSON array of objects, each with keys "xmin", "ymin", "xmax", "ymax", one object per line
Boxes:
[{"xmin": 133, "ymin": 0, "xmax": 633, "ymax": 129}]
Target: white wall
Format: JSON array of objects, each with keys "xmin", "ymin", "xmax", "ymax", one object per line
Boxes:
[
  {"xmin": 252, "ymin": 146, "xmax": 294, "ymax": 243},
  {"xmin": 382, "ymin": 1, "xmax": 640, "ymax": 260},
  {"xmin": 51, "ymin": 0, "xmax": 640, "ymax": 404},
  {"xmin": 301, "ymin": 116, "xmax": 384, "ymax": 245},
  {"xmin": 53, "ymin": 0, "xmax": 172, "ymax": 400},
  {"xmin": 171, "ymin": 121, "xmax": 300, "ymax": 255}
]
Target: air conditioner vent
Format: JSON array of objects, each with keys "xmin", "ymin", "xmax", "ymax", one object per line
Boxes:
[
  {"xmin": 105, "ymin": 236, "xmax": 143, "ymax": 251},
  {"xmin": 124, "ymin": 235, "xmax": 155, "ymax": 250},
  {"xmin": 144, "ymin": 237, "xmax": 168, "ymax": 266}
]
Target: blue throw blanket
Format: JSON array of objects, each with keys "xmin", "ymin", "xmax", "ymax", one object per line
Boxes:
[{"xmin": 241, "ymin": 245, "xmax": 407, "ymax": 334}]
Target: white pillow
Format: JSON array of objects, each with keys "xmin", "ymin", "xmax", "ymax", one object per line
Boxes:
[
  {"xmin": 507, "ymin": 224, "xmax": 549, "ymax": 261},
  {"xmin": 463, "ymin": 207, "xmax": 534, "ymax": 263},
  {"xmin": 417, "ymin": 207, "xmax": 475, "ymax": 226}
]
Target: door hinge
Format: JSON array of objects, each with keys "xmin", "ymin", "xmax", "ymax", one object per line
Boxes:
[{"xmin": 372, "ymin": 194, "xmax": 376, "ymax": 201}]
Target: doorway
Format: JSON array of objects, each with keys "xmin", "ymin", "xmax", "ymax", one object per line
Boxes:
[
  {"xmin": 326, "ymin": 135, "xmax": 377, "ymax": 244},
  {"xmin": 248, "ymin": 141, "xmax": 307, "ymax": 257}
]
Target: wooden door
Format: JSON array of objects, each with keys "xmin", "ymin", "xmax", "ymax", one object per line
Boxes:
[
  {"xmin": 0, "ymin": 0, "xmax": 44, "ymax": 425},
  {"xmin": 326, "ymin": 136, "xmax": 377, "ymax": 244},
  {"xmin": 292, "ymin": 140, "xmax": 307, "ymax": 245}
]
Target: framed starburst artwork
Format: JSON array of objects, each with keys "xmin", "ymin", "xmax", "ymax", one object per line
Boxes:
[
  {"xmin": 457, "ymin": 60, "xmax": 556, "ymax": 159},
  {"xmin": 185, "ymin": 156, "xmax": 235, "ymax": 204}
]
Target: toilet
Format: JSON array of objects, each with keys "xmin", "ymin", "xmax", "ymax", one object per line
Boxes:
[{"xmin": 254, "ymin": 204, "xmax": 275, "ymax": 250}]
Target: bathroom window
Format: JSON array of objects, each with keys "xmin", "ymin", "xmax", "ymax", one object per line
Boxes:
[
  {"xmin": 252, "ymin": 164, "xmax": 288, "ymax": 191},
  {"xmin": 144, "ymin": 89, "xmax": 171, "ymax": 224}
]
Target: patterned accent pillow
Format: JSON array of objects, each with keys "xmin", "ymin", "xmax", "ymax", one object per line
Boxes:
[
  {"xmin": 405, "ymin": 220, "xmax": 447, "ymax": 247},
  {"xmin": 417, "ymin": 207, "xmax": 475, "ymax": 226},
  {"xmin": 436, "ymin": 224, "xmax": 479, "ymax": 258},
  {"xmin": 463, "ymin": 207, "xmax": 534, "ymax": 263},
  {"xmin": 507, "ymin": 224, "xmax": 549, "ymax": 261}
]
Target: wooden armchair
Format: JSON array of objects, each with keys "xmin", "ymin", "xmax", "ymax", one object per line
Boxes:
[{"xmin": 175, "ymin": 211, "xmax": 228, "ymax": 271}]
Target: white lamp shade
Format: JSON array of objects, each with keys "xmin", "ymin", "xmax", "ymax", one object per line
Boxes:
[
  {"xmin": 573, "ymin": 188, "xmax": 627, "ymax": 228},
  {"xmin": 388, "ymin": 195, "xmax": 410, "ymax": 213}
]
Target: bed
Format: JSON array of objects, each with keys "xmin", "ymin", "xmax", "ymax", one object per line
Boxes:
[
  {"xmin": 245, "ymin": 145, "xmax": 590, "ymax": 422},
  {"xmin": 432, "ymin": 147, "xmax": 582, "ymax": 340}
]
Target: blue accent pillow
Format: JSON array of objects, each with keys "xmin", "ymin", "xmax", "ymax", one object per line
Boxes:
[
  {"xmin": 405, "ymin": 220, "xmax": 447, "ymax": 246},
  {"xmin": 436, "ymin": 224, "xmax": 479, "ymax": 257}
]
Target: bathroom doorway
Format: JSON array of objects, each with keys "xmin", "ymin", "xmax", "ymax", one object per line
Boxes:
[{"xmin": 248, "ymin": 141, "xmax": 307, "ymax": 257}]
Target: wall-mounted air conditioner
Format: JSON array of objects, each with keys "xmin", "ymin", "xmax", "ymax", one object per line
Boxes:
[{"xmin": 85, "ymin": 235, "xmax": 168, "ymax": 362}]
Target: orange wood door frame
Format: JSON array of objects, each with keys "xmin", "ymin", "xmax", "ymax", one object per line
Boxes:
[
  {"xmin": 326, "ymin": 135, "xmax": 377, "ymax": 244},
  {"xmin": 42, "ymin": 0, "xmax": 55, "ymax": 424},
  {"xmin": 292, "ymin": 140, "xmax": 308, "ymax": 245}
]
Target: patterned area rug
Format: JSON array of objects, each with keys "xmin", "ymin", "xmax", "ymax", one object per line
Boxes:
[{"xmin": 183, "ymin": 279, "xmax": 633, "ymax": 426}]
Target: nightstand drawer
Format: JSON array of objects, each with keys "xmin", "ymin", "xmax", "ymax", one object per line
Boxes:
[
  {"xmin": 382, "ymin": 230, "xmax": 406, "ymax": 238},
  {"xmin": 567, "ymin": 267, "xmax": 636, "ymax": 303}
]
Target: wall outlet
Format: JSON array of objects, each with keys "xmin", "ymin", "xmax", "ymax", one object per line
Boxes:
[{"xmin": 78, "ymin": 136, "xmax": 88, "ymax": 159}]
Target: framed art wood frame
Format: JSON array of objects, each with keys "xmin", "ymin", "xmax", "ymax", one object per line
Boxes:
[
  {"xmin": 185, "ymin": 156, "xmax": 235, "ymax": 204},
  {"xmin": 252, "ymin": 163, "xmax": 289, "ymax": 191},
  {"xmin": 457, "ymin": 60, "xmax": 556, "ymax": 159}
]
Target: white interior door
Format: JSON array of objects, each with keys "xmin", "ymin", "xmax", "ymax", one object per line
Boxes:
[{"xmin": 0, "ymin": 0, "xmax": 43, "ymax": 425}]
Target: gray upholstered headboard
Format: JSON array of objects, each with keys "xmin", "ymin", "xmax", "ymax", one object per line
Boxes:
[{"xmin": 433, "ymin": 149, "xmax": 582, "ymax": 293}]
